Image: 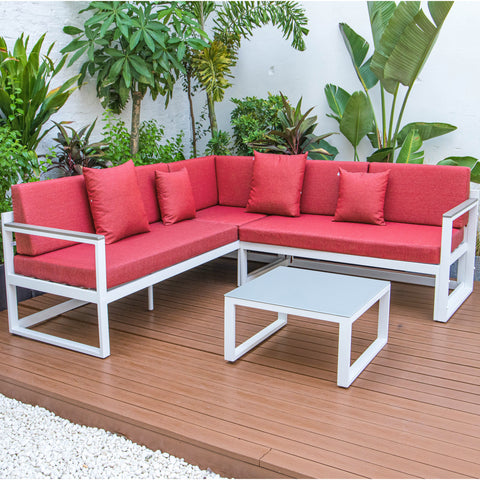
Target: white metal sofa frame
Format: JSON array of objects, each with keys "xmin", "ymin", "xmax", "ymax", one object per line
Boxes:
[
  {"xmin": 1, "ymin": 210, "xmax": 239, "ymax": 358},
  {"xmin": 237, "ymin": 193, "xmax": 479, "ymax": 324},
  {"xmin": 1, "ymin": 191, "xmax": 478, "ymax": 358}
]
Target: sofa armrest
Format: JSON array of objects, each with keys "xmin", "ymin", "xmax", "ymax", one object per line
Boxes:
[
  {"xmin": 2, "ymin": 215, "xmax": 108, "ymax": 296},
  {"xmin": 443, "ymin": 197, "xmax": 478, "ymax": 221},
  {"xmin": 2, "ymin": 221, "xmax": 104, "ymax": 245}
]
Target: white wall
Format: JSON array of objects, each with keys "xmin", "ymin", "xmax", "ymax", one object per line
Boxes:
[{"xmin": 1, "ymin": 1, "xmax": 479, "ymax": 164}]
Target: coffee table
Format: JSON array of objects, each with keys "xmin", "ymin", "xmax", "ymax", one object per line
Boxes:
[{"xmin": 224, "ymin": 267, "xmax": 390, "ymax": 387}]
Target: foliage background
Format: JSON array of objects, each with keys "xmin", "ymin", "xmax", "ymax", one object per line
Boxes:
[{"xmin": 0, "ymin": 1, "xmax": 478, "ymax": 164}]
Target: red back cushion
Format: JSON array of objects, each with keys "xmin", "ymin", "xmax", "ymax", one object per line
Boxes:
[
  {"xmin": 155, "ymin": 169, "xmax": 196, "ymax": 225},
  {"xmin": 83, "ymin": 160, "xmax": 150, "ymax": 244},
  {"xmin": 135, "ymin": 163, "xmax": 169, "ymax": 223},
  {"xmin": 334, "ymin": 169, "xmax": 389, "ymax": 225},
  {"xmin": 12, "ymin": 176, "xmax": 95, "ymax": 256},
  {"xmin": 301, "ymin": 160, "xmax": 369, "ymax": 215},
  {"xmin": 168, "ymin": 156, "xmax": 218, "ymax": 210},
  {"xmin": 215, "ymin": 155, "xmax": 254, "ymax": 207},
  {"xmin": 246, "ymin": 152, "xmax": 307, "ymax": 217},
  {"xmin": 369, "ymin": 163, "xmax": 471, "ymax": 227}
]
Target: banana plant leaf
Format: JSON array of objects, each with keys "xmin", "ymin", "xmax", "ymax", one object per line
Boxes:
[
  {"xmin": 367, "ymin": 1, "xmax": 396, "ymax": 50},
  {"xmin": 324, "ymin": 84, "xmax": 350, "ymax": 124},
  {"xmin": 396, "ymin": 122, "xmax": 456, "ymax": 145},
  {"xmin": 438, "ymin": 156, "xmax": 480, "ymax": 183},
  {"xmin": 340, "ymin": 23, "xmax": 378, "ymax": 90},
  {"xmin": 370, "ymin": 1, "xmax": 420, "ymax": 93},
  {"xmin": 396, "ymin": 128, "xmax": 424, "ymax": 163},
  {"xmin": 383, "ymin": 2, "xmax": 453, "ymax": 89},
  {"xmin": 367, "ymin": 147, "xmax": 394, "ymax": 162},
  {"xmin": 339, "ymin": 91, "xmax": 374, "ymax": 148}
]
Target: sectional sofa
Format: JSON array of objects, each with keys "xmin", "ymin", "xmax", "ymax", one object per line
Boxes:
[{"xmin": 2, "ymin": 153, "xmax": 478, "ymax": 357}]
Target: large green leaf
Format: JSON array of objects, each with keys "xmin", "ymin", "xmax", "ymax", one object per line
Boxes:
[
  {"xmin": 339, "ymin": 91, "xmax": 374, "ymax": 148},
  {"xmin": 383, "ymin": 2, "xmax": 453, "ymax": 88},
  {"xmin": 308, "ymin": 139, "xmax": 339, "ymax": 160},
  {"xmin": 340, "ymin": 23, "xmax": 378, "ymax": 90},
  {"xmin": 438, "ymin": 156, "xmax": 480, "ymax": 183},
  {"xmin": 324, "ymin": 84, "xmax": 351, "ymax": 124},
  {"xmin": 368, "ymin": 1, "xmax": 396, "ymax": 50},
  {"xmin": 396, "ymin": 128, "xmax": 424, "ymax": 163},
  {"xmin": 370, "ymin": 1, "xmax": 420, "ymax": 93},
  {"xmin": 397, "ymin": 122, "xmax": 457, "ymax": 146},
  {"xmin": 367, "ymin": 147, "xmax": 394, "ymax": 162}
]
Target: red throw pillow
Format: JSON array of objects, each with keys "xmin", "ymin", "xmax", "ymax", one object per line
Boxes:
[
  {"xmin": 83, "ymin": 160, "xmax": 150, "ymax": 244},
  {"xmin": 155, "ymin": 168, "xmax": 196, "ymax": 225},
  {"xmin": 334, "ymin": 168, "xmax": 389, "ymax": 225},
  {"xmin": 246, "ymin": 151, "xmax": 307, "ymax": 216}
]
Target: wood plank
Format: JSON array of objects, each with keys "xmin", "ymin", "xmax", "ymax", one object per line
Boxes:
[{"xmin": 1, "ymin": 258, "xmax": 479, "ymax": 478}]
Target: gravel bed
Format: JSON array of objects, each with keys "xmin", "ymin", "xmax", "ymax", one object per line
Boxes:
[{"xmin": 0, "ymin": 394, "xmax": 228, "ymax": 479}]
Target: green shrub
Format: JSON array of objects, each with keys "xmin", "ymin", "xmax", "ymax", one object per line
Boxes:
[
  {"xmin": 101, "ymin": 111, "xmax": 185, "ymax": 165},
  {"xmin": 205, "ymin": 130, "xmax": 231, "ymax": 156},
  {"xmin": 0, "ymin": 125, "xmax": 38, "ymax": 263},
  {"xmin": 230, "ymin": 94, "xmax": 284, "ymax": 155}
]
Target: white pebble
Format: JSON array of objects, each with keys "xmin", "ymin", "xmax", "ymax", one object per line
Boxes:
[{"xmin": 0, "ymin": 393, "xmax": 230, "ymax": 479}]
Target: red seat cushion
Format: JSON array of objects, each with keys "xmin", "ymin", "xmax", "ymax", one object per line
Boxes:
[
  {"xmin": 368, "ymin": 163, "xmax": 470, "ymax": 228},
  {"xmin": 239, "ymin": 214, "xmax": 464, "ymax": 264},
  {"xmin": 83, "ymin": 160, "xmax": 150, "ymax": 244},
  {"xmin": 246, "ymin": 152, "xmax": 307, "ymax": 216},
  {"xmin": 14, "ymin": 220, "xmax": 238, "ymax": 289},
  {"xmin": 11, "ymin": 176, "xmax": 95, "ymax": 256},
  {"xmin": 155, "ymin": 169, "xmax": 196, "ymax": 225},
  {"xmin": 215, "ymin": 155, "xmax": 254, "ymax": 207},
  {"xmin": 135, "ymin": 163, "xmax": 169, "ymax": 223},
  {"xmin": 168, "ymin": 156, "xmax": 218, "ymax": 210},
  {"xmin": 301, "ymin": 160, "xmax": 369, "ymax": 215},
  {"xmin": 334, "ymin": 169, "xmax": 389, "ymax": 225},
  {"xmin": 195, "ymin": 205, "xmax": 266, "ymax": 227}
]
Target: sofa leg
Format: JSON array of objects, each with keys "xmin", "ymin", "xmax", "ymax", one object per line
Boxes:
[
  {"xmin": 238, "ymin": 248, "xmax": 248, "ymax": 286},
  {"xmin": 147, "ymin": 285, "xmax": 154, "ymax": 311},
  {"xmin": 97, "ymin": 300, "xmax": 110, "ymax": 358}
]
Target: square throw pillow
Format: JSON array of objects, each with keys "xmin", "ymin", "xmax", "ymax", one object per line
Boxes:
[
  {"xmin": 334, "ymin": 168, "xmax": 390, "ymax": 225},
  {"xmin": 246, "ymin": 151, "xmax": 307, "ymax": 216},
  {"xmin": 83, "ymin": 160, "xmax": 150, "ymax": 244},
  {"xmin": 155, "ymin": 168, "xmax": 196, "ymax": 225}
]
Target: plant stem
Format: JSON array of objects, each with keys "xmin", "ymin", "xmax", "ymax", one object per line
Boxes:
[
  {"xmin": 380, "ymin": 86, "xmax": 386, "ymax": 148},
  {"xmin": 391, "ymin": 85, "xmax": 413, "ymax": 160},
  {"xmin": 207, "ymin": 93, "xmax": 218, "ymax": 135},
  {"xmin": 130, "ymin": 90, "xmax": 144, "ymax": 157},
  {"xmin": 387, "ymin": 84, "xmax": 399, "ymax": 161},
  {"xmin": 186, "ymin": 70, "xmax": 197, "ymax": 157}
]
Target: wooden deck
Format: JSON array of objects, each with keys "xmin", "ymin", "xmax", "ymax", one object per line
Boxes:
[{"xmin": 1, "ymin": 257, "xmax": 479, "ymax": 478}]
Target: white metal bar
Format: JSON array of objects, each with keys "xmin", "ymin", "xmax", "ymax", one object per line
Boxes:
[
  {"xmin": 106, "ymin": 241, "xmax": 239, "ymax": 303},
  {"xmin": 7, "ymin": 274, "xmax": 98, "ymax": 303},
  {"xmin": 18, "ymin": 299, "xmax": 88, "ymax": 328},
  {"xmin": 9, "ymin": 326, "xmax": 106, "ymax": 358},
  {"xmin": 240, "ymin": 242, "xmax": 438, "ymax": 276},
  {"xmin": 95, "ymin": 236, "xmax": 110, "ymax": 358},
  {"xmin": 3, "ymin": 221, "xmax": 104, "ymax": 244},
  {"xmin": 246, "ymin": 255, "xmax": 290, "ymax": 282}
]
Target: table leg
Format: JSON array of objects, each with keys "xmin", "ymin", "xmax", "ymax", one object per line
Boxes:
[
  {"xmin": 224, "ymin": 298, "xmax": 236, "ymax": 361},
  {"xmin": 337, "ymin": 287, "xmax": 390, "ymax": 388}
]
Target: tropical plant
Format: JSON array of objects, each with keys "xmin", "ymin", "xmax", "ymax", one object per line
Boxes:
[
  {"xmin": 0, "ymin": 33, "xmax": 79, "ymax": 151},
  {"xmin": 205, "ymin": 130, "xmax": 232, "ymax": 156},
  {"xmin": 230, "ymin": 94, "xmax": 284, "ymax": 156},
  {"xmin": 0, "ymin": 125, "xmax": 39, "ymax": 263},
  {"xmin": 45, "ymin": 120, "xmax": 110, "ymax": 176},
  {"xmin": 182, "ymin": 1, "xmax": 309, "ymax": 153},
  {"xmin": 325, "ymin": 1, "xmax": 456, "ymax": 163},
  {"xmin": 248, "ymin": 93, "xmax": 337, "ymax": 159},
  {"xmin": 101, "ymin": 111, "xmax": 185, "ymax": 165},
  {"xmin": 62, "ymin": 1, "xmax": 208, "ymax": 156}
]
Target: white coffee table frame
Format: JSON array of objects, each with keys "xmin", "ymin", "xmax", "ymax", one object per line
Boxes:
[{"xmin": 224, "ymin": 267, "xmax": 390, "ymax": 388}]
